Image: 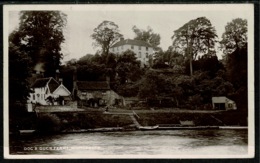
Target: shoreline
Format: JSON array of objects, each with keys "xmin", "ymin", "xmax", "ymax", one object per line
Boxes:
[{"xmin": 13, "ymin": 125, "xmax": 248, "ymax": 136}]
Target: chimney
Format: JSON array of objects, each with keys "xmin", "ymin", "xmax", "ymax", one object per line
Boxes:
[
  {"xmin": 59, "ymin": 78, "xmax": 63, "ymax": 84},
  {"xmin": 35, "ymin": 70, "xmax": 44, "ymax": 78},
  {"xmin": 55, "ymin": 69, "xmax": 60, "ymax": 81}
]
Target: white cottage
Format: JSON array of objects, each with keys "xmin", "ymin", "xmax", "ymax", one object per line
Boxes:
[{"xmin": 28, "ymin": 77, "xmax": 71, "ymax": 105}]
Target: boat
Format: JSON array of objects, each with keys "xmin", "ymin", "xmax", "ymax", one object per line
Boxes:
[
  {"xmin": 219, "ymin": 126, "xmax": 248, "ymax": 129},
  {"xmin": 138, "ymin": 125, "xmax": 159, "ymax": 130},
  {"xmin": 19, "ymin": 130, "xmax": 36, "ymax": 135}
]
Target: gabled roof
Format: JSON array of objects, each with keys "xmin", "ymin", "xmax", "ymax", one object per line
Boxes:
[
  {"xmin": 77, "ymin": 81, "xmax": 110, "ymax": 90},
  {"xmin": 111, "ymin": 39, "xmax": 153, "ymax": 48},
  {"xmin": 53, "ymin": 83, "xmax": 71, "ymax": 95},
  {"xmin": 31, "ymin": 77, "xmax": 60, "ymax": 93},
  {"xmin": 31, "ymin": 78, "xmax": 51, "ymax": 88},
  {"xmin": 48, "ymin": 78, "xmax": 60, "ymax": 93}
]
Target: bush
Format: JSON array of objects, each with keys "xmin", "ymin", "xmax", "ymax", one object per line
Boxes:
[{"xmin": 37, "ymin": 113, "xmax": 61, "ymax": 133}]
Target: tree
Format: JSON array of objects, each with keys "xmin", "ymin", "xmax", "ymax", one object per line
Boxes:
[
  {"xmin": 220, "ymin": 18, "xmax": 247, "ymax": 55},
  {"xmin": 220, "ymin": 18, "xmax": 248, "ymax": 110},
  {"xmin": 186, "ymin": 55, "xmax": 224, "ymax": 78},
  {"xmin": 132, "ymin": 26, "xmax": 161, "ymax": 51},
  {"xmin": 172, "ymin": 17, "xmax": 218, "ymax": 76},
  {"xmin": 14, "ymin": 11, "xmax": 67, "ymax": 77},
  {"xmin": 138, "ymin": 70, "xmax": 161, "ymax": 99},
  {"xmin": 91, "ymin": 21, "xmax": 123, "ymax": 61},
  {"xmin": 9, "ymin": 41, "xmax": 32, "ymax": 104},
  {"xmin": 115, "ymin": 50, "xmax": 143, "ymax": 84}
]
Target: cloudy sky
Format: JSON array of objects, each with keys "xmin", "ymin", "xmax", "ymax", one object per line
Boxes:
[{"xmin": 6, "ymin": 4, "xmax": 253, "ymax": 62}]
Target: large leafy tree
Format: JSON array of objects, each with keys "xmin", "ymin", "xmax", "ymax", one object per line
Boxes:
[
  {"xmin": 220, "ymin": 18, "xmax": 247, "ymax": 55},
  {"xmin": 220, "ymin": 18, "xmax": 248, "ymax": 110},
  {"xmin": 9, "ymin": 41, "xmax": 32, "ymax": 104},
  {"xmin": 172, "ymin": 17, "xmax": 218, "ymax": 76},
  {"xmin": 14, "ymin": 11, "xmax": 67, "ymax": 77},
  {"xmin": 91, "ymin": 21, "xmax": 123, "ymax": 61},
  {"xmin": 115, "ymin": 50, "xmax": 143, "ymax": 84},
  {"xmin": 132, "ymin": 25, "xmax": 161, "ymax": 51}
]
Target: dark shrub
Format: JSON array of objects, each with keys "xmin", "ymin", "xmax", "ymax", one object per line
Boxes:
[{"xmin": 37, "ymin": 113, "xmax": 61, "ymax": 133}]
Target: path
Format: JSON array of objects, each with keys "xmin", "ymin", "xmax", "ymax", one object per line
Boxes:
[{"xmin": 104, "ymin": 111, "xmax": 141, "ymax": 128}]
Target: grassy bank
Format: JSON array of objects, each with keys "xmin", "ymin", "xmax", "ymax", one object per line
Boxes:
[
  {"xmin": 10, "ymin": 108, "xmax": 248, "ymax": 134},
  {"xmin": 135, "ymin": 110, "xmax": 247, "ymax": 126}
]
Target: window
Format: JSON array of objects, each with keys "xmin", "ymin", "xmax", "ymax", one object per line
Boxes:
[
  {"xmin": 146, "ymin": 53, "xmax": 149, "ymax": 58},
  {"xmin": 33, "ymin": 94, "xmax": 35, "ymax": 100},
  {"xmin": 146, "ymin": 47, "xmax": 148, "ymax": 51},
  {"xmin": 138, "ymin": 52, "xmax": 141, "ymax": 58},
  {"xmin": 139, "ymin": 46, "xmax": 141, "ymax": 50},
  {"xmin": 121, "ymin": 46, "xmax": 123, "ymax": 50},
  {"xmin": 131, "ymin": 45, "xmax": 134, "ymax": 49}
]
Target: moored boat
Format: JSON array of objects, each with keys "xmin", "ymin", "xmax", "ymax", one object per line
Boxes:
[{"xmin": 138, "ymin": 125, "xmax": 159, "ymax": 130}]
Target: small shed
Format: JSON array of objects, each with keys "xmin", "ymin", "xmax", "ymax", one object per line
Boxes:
[{"xmin": 212, "ymin": 96, "xmax": 237, "ymax": 110}]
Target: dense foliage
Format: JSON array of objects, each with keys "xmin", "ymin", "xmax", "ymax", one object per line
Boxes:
[
  {"xmin": 132, "ymin": 26, "xmax": 161, "ymax": 51},
  {"xmin": 172, "ymin": 17, "xmax": 218, "ymax": 76},
  {"xmin": 9, "ymin": 11, "xmax": 67, "ymax": 104},
  {"xmin": 91, "ymin": 21, "xmax": 123, "ymax": 57},
  {"xmin": 59, "ymin": 17, "xmax": 248, "ymax": 111},
  {"xmin": 9, "ymin": 15, "xmax": 247, "ymax": 111},
  {"xmin": 9, "ymin": 42, "xmax": 32, "ymax": 104}
]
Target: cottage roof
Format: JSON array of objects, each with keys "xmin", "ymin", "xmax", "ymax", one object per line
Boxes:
[
  {"xmin": 111, "ymin": 39, "xmax": 153, "ymax": 48},
  {"xmin": 31, "ymin": 78, "xmax": 50, "ymax": 88},
  {"xmin": 77, "ymin": 81, "xmax": 110, "ymax": 90},
  {"xmin": 32, "ymin": 77, "xmax": 60, "ymax": 93},
  {"xmin": 53, "ymin": 83, "xmax": 71, "ymax": 96}
]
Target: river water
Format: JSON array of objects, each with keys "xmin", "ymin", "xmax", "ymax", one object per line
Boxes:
[{"xmin": 10, "ymin": 129, "xmax": 248, "ymax": 157}]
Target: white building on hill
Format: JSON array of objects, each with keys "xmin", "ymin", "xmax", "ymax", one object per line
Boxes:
[{"xmin": 110, "ymin": 38, "xmax": 154, "ymax": 66}]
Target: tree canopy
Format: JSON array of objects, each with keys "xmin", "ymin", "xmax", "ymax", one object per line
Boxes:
[
  {"xmin": 91, "ymin": 21, "xmax": 123, "ymax": 59},
  {"xmin": 14, "ymin": 11, "xmax": 67, "ymax": 77},
  {"xmin": 172, "ymin": 17, "xmax": 218, "ymax": 76},
  {"xmin": 132, "ymin": 25, "xmax": 161, "ymax": 51},
  {"xmin": 220, "ymin": 18, "xmax": 247, "ymax": 55},
  {"xmin": 115, "ymin": 50, "xmax": 143, "ymax": 84},
  {"xmin": 9, "ymin": 42, "xmax": 32, "ymax": 103},
  {"xmin": 220, "ymin": 18, "xmax": 248, "ymax": 110}
]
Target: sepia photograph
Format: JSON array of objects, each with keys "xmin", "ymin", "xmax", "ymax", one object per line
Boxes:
[{"xmin": 3, "ymin": 4, "xmax": 255, "ymax": 159}]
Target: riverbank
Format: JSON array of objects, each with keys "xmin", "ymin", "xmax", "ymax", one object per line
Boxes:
[{"xmin": 10, "ymin": 107, "xmax": 248, "ymax": 135}]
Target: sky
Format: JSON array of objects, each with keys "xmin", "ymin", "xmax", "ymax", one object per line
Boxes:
[{"xmin": 7, "ymin": 4, "xmax": 253, "ymax": 62}]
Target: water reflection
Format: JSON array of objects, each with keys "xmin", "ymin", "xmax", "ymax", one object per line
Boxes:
[{"xmin": 10, "ymin": 129, "xmax": 248, "ymax": 155}]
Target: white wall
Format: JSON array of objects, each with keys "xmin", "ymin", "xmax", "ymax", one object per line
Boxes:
[
  {"xmin": 110, "ymin": 44, "xmax": 154, "ymax": 65},
  {"xmin": 53, "ymin": 85, "xmax": 71, "ymax": 97},
  {"xmin": 28, "ymin": 87, "xmax": 49, "ymax": 105}
]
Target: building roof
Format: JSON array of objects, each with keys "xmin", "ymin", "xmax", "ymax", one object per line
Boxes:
[
  {"xmin": 31, "ymin": 77, "xmax": 60, "ymax": 93},
  {"xmin": 77, "ymin": 81, "xmax": 110, "ymax": 90},
  {"xmin": 53, "ymin": 84, "xmax": 71, "ymax": 96},
  {"xmin": 111, "ymin": 39, "xmax": 153, "ymax": 48},
  {"xmin": 212, "ymin": 96, "xmax": 235, "ymax": 103},
  {"xmin": 31, "ymin": 78, "xmax": 51, "ymax": 88}
]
